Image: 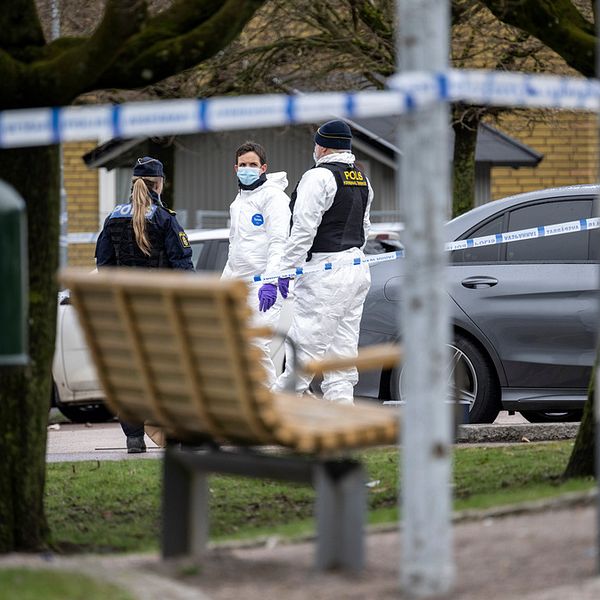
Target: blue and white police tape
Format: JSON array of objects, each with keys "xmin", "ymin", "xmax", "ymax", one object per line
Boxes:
[
  {"xmin": 2, "ymin": 69, "xmax": 600, "ymax": 148},
  {"xmin": 250, "ymin": 215, "xmax": 600, "ymax": 284},
  {"xmin": 251, "ymin": 250, "xmax": 405, "ymax": 284},
  {"xmin": 444, "ymin": 216, "xmax": 600, "ymax": 252},
  {"xmin": 387, "ymin": 69, "xmax": 600, "ymax": 112}
]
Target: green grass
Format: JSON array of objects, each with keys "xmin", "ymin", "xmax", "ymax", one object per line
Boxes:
[
  {"xmin": 0, "ymin": 568, "xmax": 134, "ymax": 600},
  {"xmin": 45, "ymin": 441, "xmax": 595, "ymax": 554}
]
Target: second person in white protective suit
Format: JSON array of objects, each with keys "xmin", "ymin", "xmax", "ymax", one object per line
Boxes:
[
  {"xmin": 221, "ymin": 141, "xmax": 291, "ymax": 387},
  {"xmin": 270, "ymin": 120, "xmax": 374, "ymax": 404}
]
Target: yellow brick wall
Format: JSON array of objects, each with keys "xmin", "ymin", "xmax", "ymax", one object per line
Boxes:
[
  {"xmin": 491, "ymin": 111, "xmax": 599, "ymax": 200},
  {"xmin": 63, "ymin": 141, "xmax": 98, "ymax": 267}
]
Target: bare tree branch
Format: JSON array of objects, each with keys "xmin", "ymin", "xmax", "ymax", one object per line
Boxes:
[
  {"xmin": 0, "ymin": 0, "xmax": 266, "ymax": 109},
  {"xmin": 478, "ymin": 0, "xmax": 596, "ymax": 76},
  {"xmin": 94, "ymin": 0, "xmax": 265, "ymax": 89}
]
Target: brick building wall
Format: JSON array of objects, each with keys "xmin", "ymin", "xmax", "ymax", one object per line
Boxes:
[
  {"xmin": 491, "ymin": 111, "xmax": 599, "ymax": 200},
  {"xmin": 63, "ymin": 140, "xmax": 98, "ymax": 267}
]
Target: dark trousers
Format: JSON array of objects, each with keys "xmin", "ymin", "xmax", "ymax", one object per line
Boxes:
[{"xmin": 120, "ymin": 419, "xmax": 144, "ymax": 438}]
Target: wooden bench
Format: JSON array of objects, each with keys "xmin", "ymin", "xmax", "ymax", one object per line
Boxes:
[{"xmin": 60, "ymin": 267, "xmax": 401, "ymax": 572}]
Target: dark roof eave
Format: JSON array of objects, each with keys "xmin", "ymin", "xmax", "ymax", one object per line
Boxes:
[
  {"xmin": 81, "ymin": 120, "xmax": 543, "ymax": 170},
  {"xmin": 351, "ymin": 118, "xmax": 543, "ymax": 168},
  {"xmin": 83, "ymin": 138, "xmax": 145, "ymax": 169},
  {"xmin": 478, "ymin": 122, "xmax": 543, "ymax": 163}
]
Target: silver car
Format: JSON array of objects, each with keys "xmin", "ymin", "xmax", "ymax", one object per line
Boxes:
[{"xmin": 356, "ymin": 185, "xmax": 599, "ymax": 423}]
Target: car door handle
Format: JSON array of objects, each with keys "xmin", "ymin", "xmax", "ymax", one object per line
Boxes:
[{"xmin": 461, "ymin": 276, "xmax": 498, "ymax": 289}]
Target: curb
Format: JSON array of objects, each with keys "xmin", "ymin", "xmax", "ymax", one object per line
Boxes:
[{"xmin": 456, "ymin": 422, "xmax": 579, "ymax": 444}]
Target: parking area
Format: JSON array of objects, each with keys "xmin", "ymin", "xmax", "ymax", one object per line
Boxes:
[{"xmin": 46, "ymin": 410, "xmax": 533, "ymax": 463}]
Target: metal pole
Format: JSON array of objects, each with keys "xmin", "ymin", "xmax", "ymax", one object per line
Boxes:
[
  {"xmin": 397, "ymin": 1, "xmax": 454, "ymax": 596},
  {"xmin": 595, "ymin": 333, "xmax": 600, "ymax": 576},
  {"xmin": 51, "ymin": 0, "xmax": 68, "ymax": 269},
  {"xmin": 51, "ymin": 0, "xmax": 60, "ymax": 40},
  {"xmin": 595, "ymin": 0, "xmax": 600, "ymax": 576}
]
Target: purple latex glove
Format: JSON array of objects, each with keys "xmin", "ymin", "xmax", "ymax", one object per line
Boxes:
[
  {"xmin": 258, "ymin": 283, "xmax": 277, "ymax": 312},
  {"xmin": 278, "ymin": 277, "xmax": 290, "ymax": 299}
]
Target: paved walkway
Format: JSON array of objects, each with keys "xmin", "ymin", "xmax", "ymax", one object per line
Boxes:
[
  {"xmin": 2, "ymin": 497, "xmax": 599, "ymax": 599},
  {"xmin": 35, "ymin": 412, "xmax": 595, "ymax": 598},
  {"xmin": 46, "ymin": 421, "xmax": 163, "ymax": 462},
  {"xmin": 45, "ymin": 412, "xmax": 579, "ymax": 462}
]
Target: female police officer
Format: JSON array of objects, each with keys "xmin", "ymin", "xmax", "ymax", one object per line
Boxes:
[{"xmin": 95, "ymin": 156, "xmax": 194, "ymax": 452}]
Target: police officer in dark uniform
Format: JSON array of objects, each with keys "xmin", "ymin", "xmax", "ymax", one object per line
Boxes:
[
  {"xmin": 95, "ymin": 156, "xmax": 194, "ymax": 452},
  {"xmin": 272, "ymin": 120, "xmax": 374, "ymax": 404}
]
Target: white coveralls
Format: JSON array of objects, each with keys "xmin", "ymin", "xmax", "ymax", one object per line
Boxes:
[
  {"xmin": 221, "ymin": 172, "xmax": 290, "ymax": 386},
  {"xmin": 273, "ymin": 152, "xmax": 373, "ymax": 404}
]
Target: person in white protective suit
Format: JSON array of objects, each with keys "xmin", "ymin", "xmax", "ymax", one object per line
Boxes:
[
  {"xmin": 221, "ymin": 141, "xmax": 291, "ymax": 387},
  {"xmin": 270, "ymin": 120, "xmax": 373, "ymax": 404}
]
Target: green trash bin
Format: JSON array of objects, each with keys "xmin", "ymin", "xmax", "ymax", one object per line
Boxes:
[{"xmin": 0, "ymin": 179, "xmax": 28, "ymax": 367}]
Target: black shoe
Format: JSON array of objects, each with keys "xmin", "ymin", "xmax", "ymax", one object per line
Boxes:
[{"xmin": 127, "ymin": 436, "xmax": 147, "ymax": 454}]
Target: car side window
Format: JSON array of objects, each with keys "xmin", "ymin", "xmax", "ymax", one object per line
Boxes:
[
  {"xmin": 190, "ymin": 241, "xmax": 207, "ymax": 270},
  {"xmin": 506, "ymin": 199, "xmax": 592, "ymax": 262},
  {"xmin": 451, "ymin": 216, "xmax": 504, "ymax": 264},
  {"xmin": 364, "ymin": 238, "xmax": 404, "ymax": 255},
  {"xmin": 214, "ymin": 241, "xmax": 230, "ymax": 272},
  {"xmin": 589, "ymin": 228, "xmax": 600, "ymax": 261}
]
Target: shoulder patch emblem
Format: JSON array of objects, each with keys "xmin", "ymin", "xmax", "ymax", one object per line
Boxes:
[
  {"xmin": 251, "ymin": 213, "xmax": 264, "ymax": 226},
  {"xmin": 178, "ymin": 231, "xmax": 190, "ymax": 248}
]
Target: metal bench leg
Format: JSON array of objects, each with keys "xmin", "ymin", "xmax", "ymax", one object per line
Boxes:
[
  {"xmin": 162, "ymin": 445, "xmax": 209, "ymax": 558},
  {"xmin": 314, "ymin": 461, "xmax": 366, "ymax": 572}
]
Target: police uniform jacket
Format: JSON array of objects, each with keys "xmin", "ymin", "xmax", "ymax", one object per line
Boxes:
[
  {"xmin": 280, "ymin": 152, "xmax": 373, "ymax": 272},
  {"xmin": 95, "ymin": 190, "xmax": 194, "ymax": 270}
]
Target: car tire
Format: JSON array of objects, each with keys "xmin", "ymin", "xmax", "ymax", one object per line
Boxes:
[
  {"xmin": 520, "ymin": 410, "xmax": 582, "ymax": 423},
  {"xmin": 390, "ymin": 335, "xmax": 501, "ymax": 424},
  {"xmin": 52, "ymin": 384, "xmax": 114, "ymax": 423},
  {"xmin": 55, "ymin": 401, "xmax": 114, "ymax": 423}
]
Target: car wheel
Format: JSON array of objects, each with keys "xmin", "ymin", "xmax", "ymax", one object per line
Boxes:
[
  {"xmin": 52, "ymin": 381, "xmax": 114, "ymax": 423},
  {"xmin": 390, "ymin": 335, "xmax": 501, "ymax": 423},
  {"xmin": 55, "ymin": 401, "xmax": 114, "ymax": 423},
  {"xmin": 520, "ymin": 410, "xmax": 582, "ymax": 423}
]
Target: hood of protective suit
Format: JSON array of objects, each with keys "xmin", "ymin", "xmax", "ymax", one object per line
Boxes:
[
  {"xmin": 258, "ymin": 171, "xmax": 288, "ymax": 192},
  {"xmin": 316, "ymin": 152, "xmax": 356, "ymax": 166}
]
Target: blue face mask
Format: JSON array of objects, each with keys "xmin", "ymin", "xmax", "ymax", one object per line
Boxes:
[{"xmin": 237, "ymin": 166, "xmax": 261, "ymax": 186}]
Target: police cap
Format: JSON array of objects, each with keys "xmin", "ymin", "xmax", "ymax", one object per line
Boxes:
[{"xmin": 133, "ymin": 156, "xmax": 164, "ymax": 178}]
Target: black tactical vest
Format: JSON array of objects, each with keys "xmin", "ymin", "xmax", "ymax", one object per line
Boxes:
[
  {"xmin": 106, "ymin": 212, "xmax": 168, "ymax": 268},
  {"xmin": 290, "ymin": 162, "xmax": 369, "ymax": 260}
]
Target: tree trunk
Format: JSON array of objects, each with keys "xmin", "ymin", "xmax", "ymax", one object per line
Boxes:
[
  {"xmin": 563, "ymin": 351, "xmax": 597, "ymax": 479},
  {"xmin": 0, "ymin": 146, "xmax": 59, "ymax": 551},
  {"xmin": 452, "ymin": 111, "xmax": 480, "ymax": 218}
]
